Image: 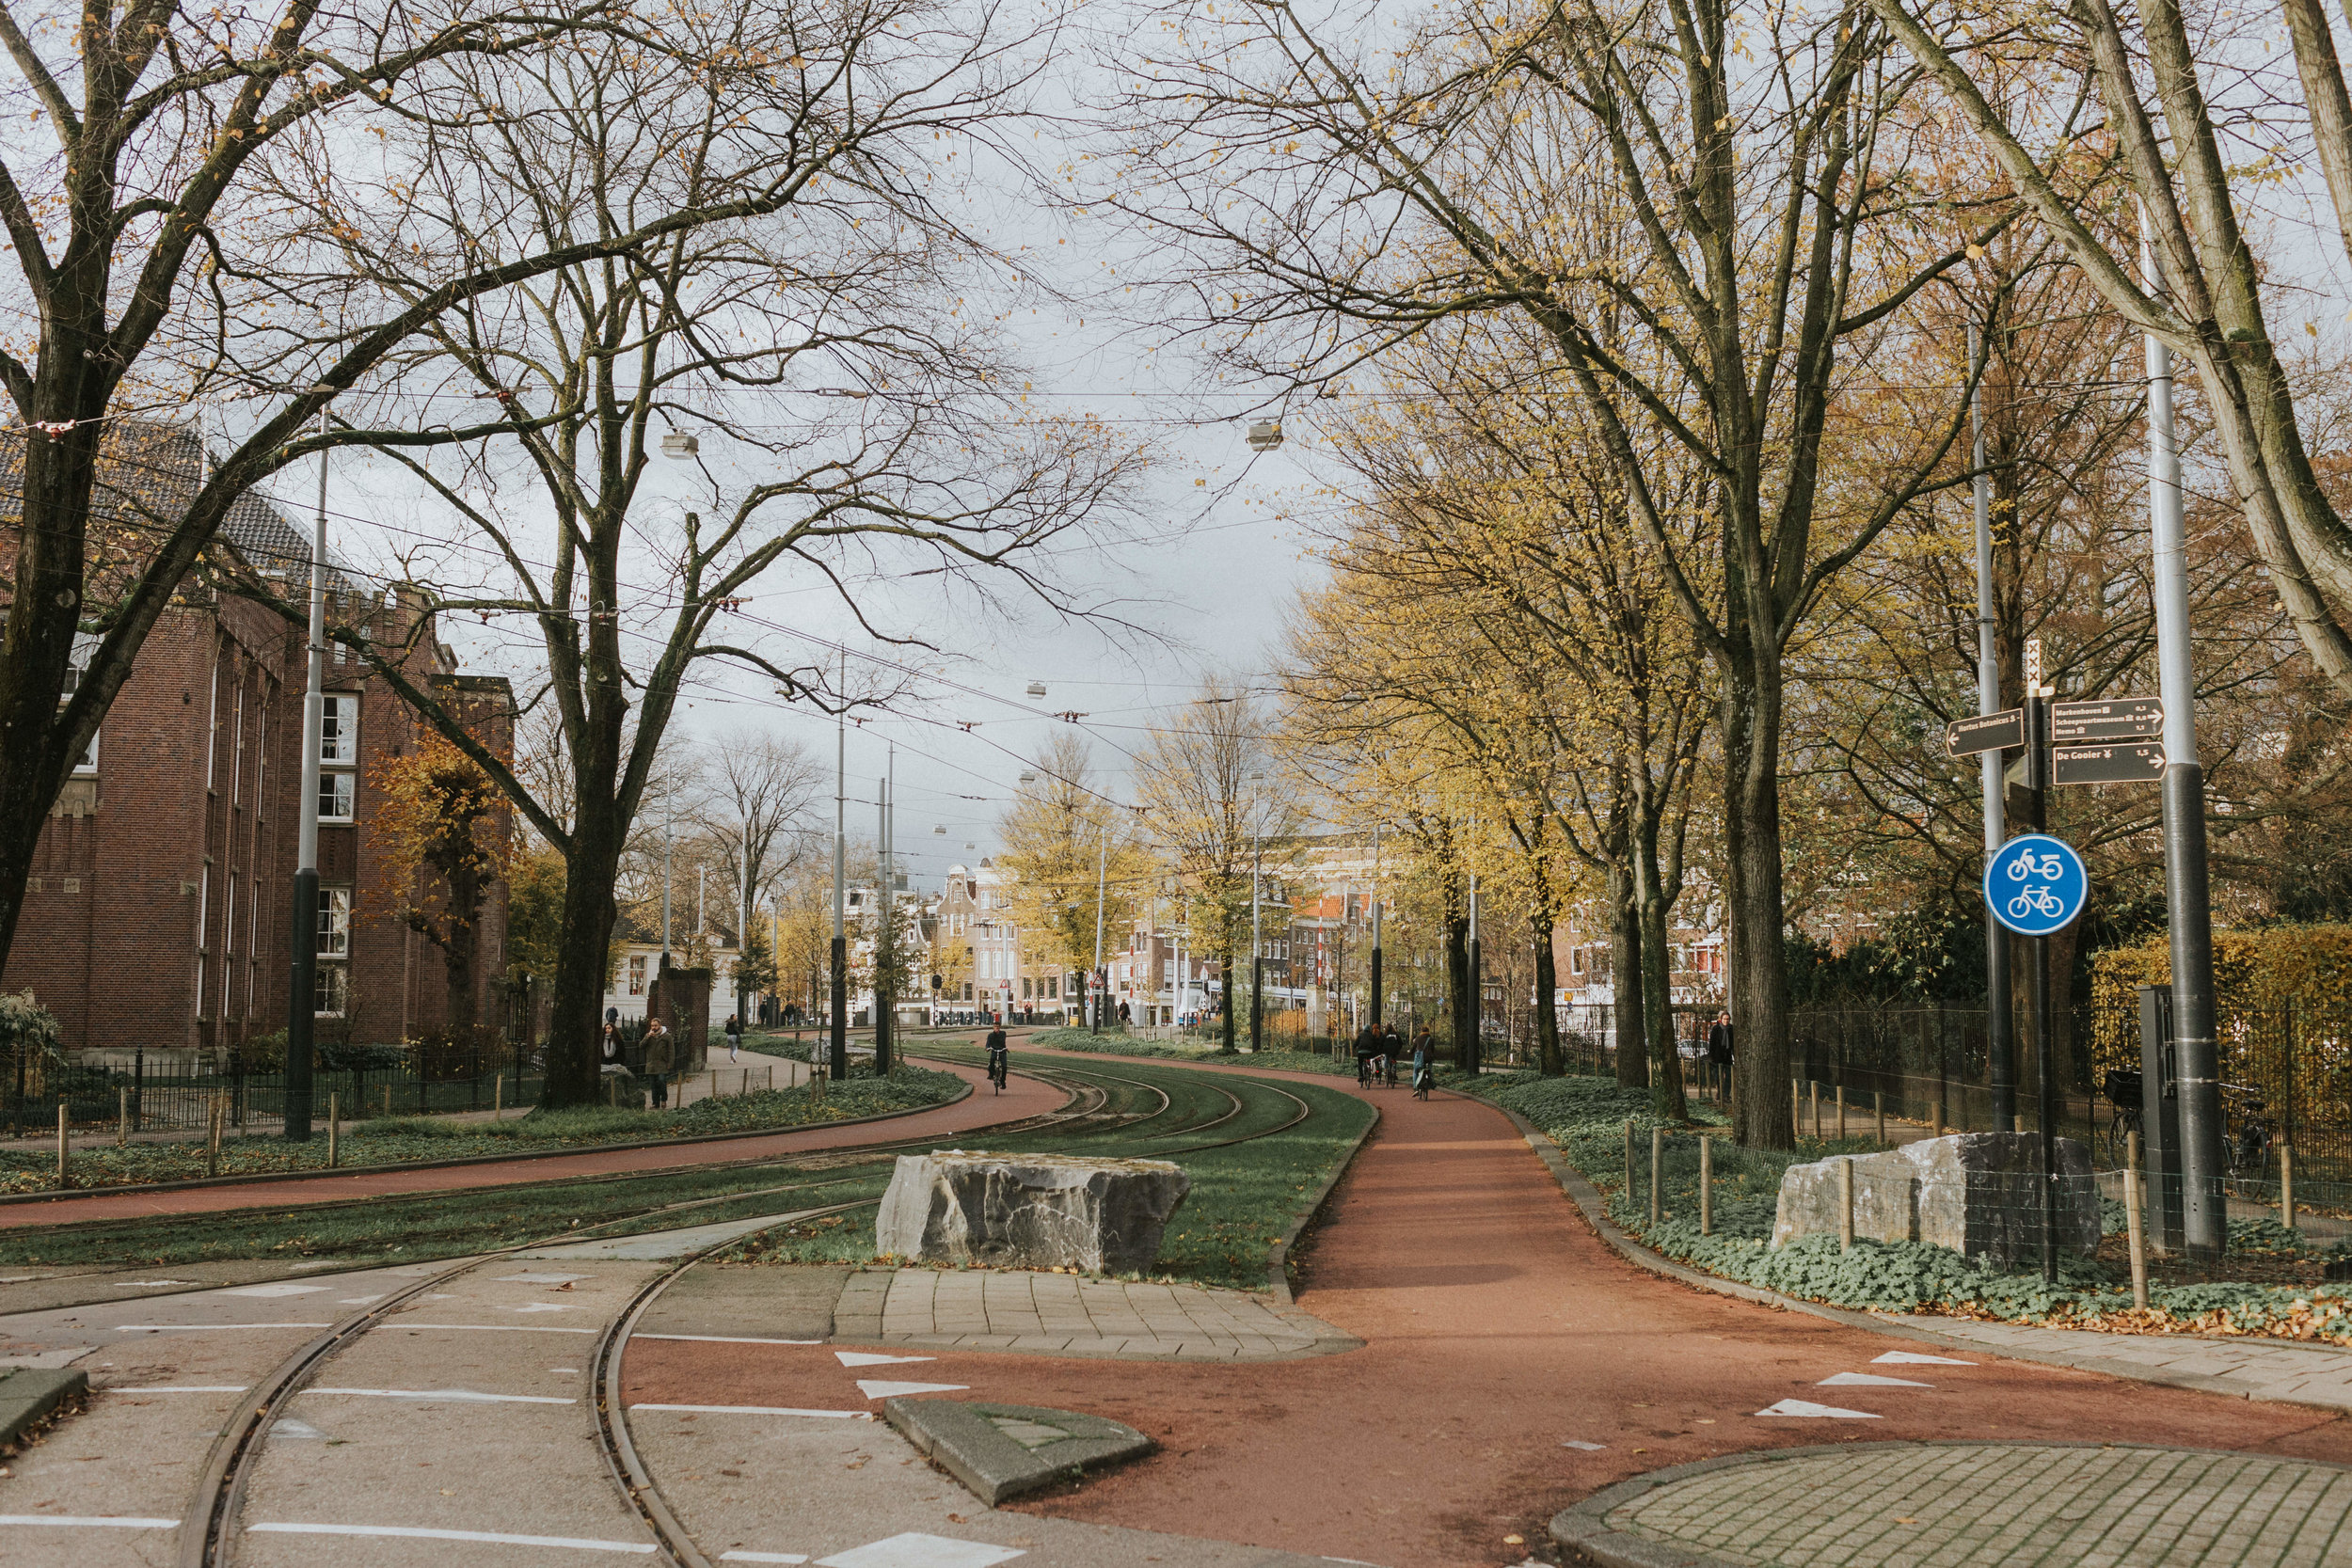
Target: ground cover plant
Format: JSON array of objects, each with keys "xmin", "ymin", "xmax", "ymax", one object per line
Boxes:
[
  {"xmin": 0, "ymin": 1053, "xmax": 1375, "ymax": 1294},
  {"xmin": 1503, "ymin": 1066, "xmax": 2352, "ymax": 1346},
  {"xmin": 0, "ymin": 1066, "xmax": 962, "ymax": 1195}
]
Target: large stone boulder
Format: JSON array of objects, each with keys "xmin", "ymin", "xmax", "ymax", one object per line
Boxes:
[
  {"xmin": 874, "ymin": 1150, "xmax": 1190, "ymax": 1275},
  {"xmin": 1770, "ymin": 1132, "xmax": 2098, "ymax": 1269}
]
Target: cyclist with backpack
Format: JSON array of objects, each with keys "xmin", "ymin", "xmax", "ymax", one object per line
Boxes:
[{"xmin": 985, "ymin": 1019, "xmax": 1009, "ymax": 1092}]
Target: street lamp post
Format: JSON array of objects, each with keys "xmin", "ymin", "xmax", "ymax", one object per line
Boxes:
[
  {"xmin": 1090, "ymin": 818, "xmax": 1108, "ymax": 1036},
  {"xmin": 282, "ymin": 415, "xmax": 330, "ymax": 1144},
  {"xmin": 830, "ymin": 653, "xmax": 848, "ymax": 1082},
  {"xmin": 1369, "ymin": 824, "xmax": 1384, "ymax": 1030}
]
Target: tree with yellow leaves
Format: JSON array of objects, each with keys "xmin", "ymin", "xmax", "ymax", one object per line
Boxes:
[
  {"xmin": 368, "ymin": 730, "xmax": 514, "ymax": 1031},
  {"xmin": 995, "ymin": 734, "xmax": 1154, "ymax": 1022}
]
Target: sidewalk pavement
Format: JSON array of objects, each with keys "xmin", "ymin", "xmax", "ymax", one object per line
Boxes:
[
  {"xmin": 1552, "ymin": 1440, "xmax": 2352, "ymax": 1568},
  {"xmin": 1885, "ymin": 1312, "xmax": 2352, "ymax": 1415},
  {"xmin": 833, "ymin": 1266, "xmax": 1357, "ymax": 1361}
]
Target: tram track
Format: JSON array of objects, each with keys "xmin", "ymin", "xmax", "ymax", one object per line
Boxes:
[{"xmin": 95, "ymin": 1054, "xmax": 1339, "ymax": 1567}]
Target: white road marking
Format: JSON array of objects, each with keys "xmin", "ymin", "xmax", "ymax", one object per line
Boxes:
[
  {"xmin": 108, "ymin": 1386, "xmax": 250, "ymax": 1394},
  {"xmin": 112, "ymin": 1280, "xmax": 199, "ymax": 1289},
  {"xmin": 719, "ymin": 1555, "xmax": 811, "ymax": 1564},
  {"xmin": 113, "ymin": 1323, "xmax": 332, "ymax": 1332},
  {"xmin": 249, "ymin": 1523, "xmax": 656, "ymax": 1553},
  {"xmin": 835, "ymin": 1351, "xmax": 932, "ymax": 1367},
  {"xmin": 219, "ymin": 1283, "xmax": 332, "ymax": 1298},
  {"xmin": 815, "ymin": 1534, "xmax": 1025, "ymax": 1568},
  {"xmin": 383, "ymin": 1323, "xmax": 598, "ymax": 1334},
  {"xmin": 496, "ymin": 1273, "xmax": 591, "ymax": 1284},
  {"xmin": 1560, "ymin": 1440, "xmax": 1607, "ymax": 1450},
  {"xmin": 337, "ymin": 1295, "xmax": 384, "ymax": 1305},
  {"xmin": 507, "ymin": 1303, "xmax": 585, "ymax": 1314},
  {"xmin": 306, "ymin": 1386, "xmax": 577, "ymax": 1404},
  {"xmin": 1755, "ymin": 1399, "xmax": 1880, "ymax": 1418},
  {"xmin": 270, "ymin": 1418, "xmax": 330, "ymax": 1441},
  {"xmin": 629, "ymin": 1402, "xmax": 872, "ymax": 1420},
  {"xmin": 635, "ymin": 1334, "xmax": 821, "ymax": 1346},
  {"xmin": 856, "ymin": 1380, "xmax": 966, "ymax": 1400},
  {"xmin": 1872, "ymin": 1350, "xmax": 1977, "ymax": 1366},
  {"xmin": 0, "ymin": 1515, "xmax": 176, "ymax": 1529},
  {"xmin": 1818, "ymin": 1372, "xmax": 1931, "ymax": 1388}
]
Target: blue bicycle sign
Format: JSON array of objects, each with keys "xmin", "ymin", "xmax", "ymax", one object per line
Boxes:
[{"xmin": 1984, "ymin": 833, "xmax": 2090, "ymax": 936}]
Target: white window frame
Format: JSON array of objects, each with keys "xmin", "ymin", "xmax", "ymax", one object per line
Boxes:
[
  {"xmin": 315, "ymin": 886, "xmax": 351, "ymax": 1018},
  {"xmin": 319, "ymin": 692, "xmax": 359, "ymax": 823}
]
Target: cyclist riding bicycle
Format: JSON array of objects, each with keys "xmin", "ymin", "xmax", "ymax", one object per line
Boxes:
[{"xmin": 985, "ymin": 1021, "xmax": 1009, "ymax": 1092}]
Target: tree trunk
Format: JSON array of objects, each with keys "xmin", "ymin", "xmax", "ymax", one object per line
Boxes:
[
  {"xmin": 546, "ymin": 807, "xmax": 623, "ymax": 1106},
  {"xmin": 1219, "ymin": 911, "xmax": 1238, "ymax": 1053},
  {"xmin": 1610, "ymin": 863, "xmax": 1647, "ymax": 1086},
  {"xmin": 1724, "ymin": 661, "xmax": 1795, "ymax": 1148},
  {"xmin": 1534, "ymin": 917, "xmax": 1564, "ymax": 1076},
  {"xmin": 1446, "ymin": 911, "xmax": 1471, "ymax": 1061},
  {"xmin": 443, "ymin": 863, "xmax": 482, "ymax": 1031},
  {"xmin": 1638, "ymin": 890, "xmax": 1688, "ymax": 1121}
]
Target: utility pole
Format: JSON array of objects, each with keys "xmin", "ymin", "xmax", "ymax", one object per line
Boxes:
[
  {"xmin": 831, "ymin": 652, "xmax": 848, "ymax": 1082},
  {"xmin": 1369, "ymin": 823, "xmax": 1384, "ymax": 1029},
  {"xmin": 1972, "ymin": 322, "xmax": 2015, "ymax": 1132},
  {"xmin": 1249, "ymin": 807, "xmax": 1263, "ymax": 1053},
  {"xmin": 282, "ymin": 415, "xmax": 329, "ymax": 1143},
  {"xmin": 661, "ymin": 782, "xmax": 674, "ymax": 963},
  {"xmin": 739, "ymin": 817, "xmax": 755, "ymax": 1027},
  {"xmin": 2025, "ymin": 638, "xmax": 2056, "ymax": 1283},
  {"xmin": 1468, "ymin": 872, "xmax": 1482, "ymax": 1077},
  {"xmin": 2143, "ymin": 214, "xmax": 2225, "ymax": 1258},
  {"xmin": 1090, "ymin": 818, "xmax": 1108, "ymax": 1036},
  {"xmin": 876, "ymin": 751, "xmax": 894, "ymax": 1074}
]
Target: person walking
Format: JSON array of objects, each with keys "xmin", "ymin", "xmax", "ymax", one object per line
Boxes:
[
  {"xmin": 1410, "ymin": 1028, "xmax": 1436, "ymax": 1100},
  {"xmin": 1708, "ymin": 1010, "xmax": 1734, "ymax": 1065},
  {"xmin": 724, "ymin": 1013, "xmax": 743, "ymax": 1064},
  {"xmin": 644, "ymin": 1015, "xmax": 675, "ymax": 1108},
  {"xmin": 1380, "ymin": 1022, "xmax": 1403, "ymax": 1088}
]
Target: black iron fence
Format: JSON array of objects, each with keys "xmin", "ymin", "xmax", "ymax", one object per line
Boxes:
[{"xmin": 5, "ymin": 1042, "xmax": 547, "ymax": 1139}]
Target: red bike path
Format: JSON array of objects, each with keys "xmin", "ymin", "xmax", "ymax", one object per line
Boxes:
[
  {"xmin": 0, "ymin": 1056, "xmax": 1057, "ymax": 1229},
  {"xmin": 627, "ymin": 1054, "xmax": 2352, "ymax": 1568}
]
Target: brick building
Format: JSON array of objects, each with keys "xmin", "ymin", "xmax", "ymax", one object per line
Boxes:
[{"xmin": 0, "ymin": 421, "xmax": 510, "ymax": 1059}]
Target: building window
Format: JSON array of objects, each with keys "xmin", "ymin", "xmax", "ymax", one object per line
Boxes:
[
  {"xmin": 315, "ymin": 887, "xmax": 350, "ymax": 1017},
  {"xmin": 72, "ymin": 729, "xmax": 98, "ymax": 775},
  {"xmin": 319, "ymin": 693, "xmax": 358, "ymax": 821},
  {"xmin": 628, "ymin": 954, "xmax": 647, "ymax": 995},
  {"xmin": 1046, "ymin": 974, "xmax": 1058, "ymax": 999},
  {"xmin": 1022, "ymin": 976, "xmax": 1033, "ymax": 1000}
]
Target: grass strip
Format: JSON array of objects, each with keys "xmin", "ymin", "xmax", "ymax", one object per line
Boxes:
[
  {"xmin": 3, "ymin": 1053, "xmax": 1374, "ymax": 1293},
  {"xmin": 0, "ymin": 1068, "xmax": 960, "ymax": 1196},
  {"xmin": 1023, "ymin": 1025, "xmax": 1361, "ymax": 1080}
]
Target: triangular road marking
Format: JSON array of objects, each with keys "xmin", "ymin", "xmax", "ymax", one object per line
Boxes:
[
  {"xmin": 1872, "ymin": 1350, "xmax": 1976, "ymax": 1366},
  {"xmin": 1819, "ymin": 1371, "xmax": 1931, "ymax": 1387},
  {"xmin": 835, "ymin": 1351, "xmax": 934, "ymax": 1367},
  {"xmin": 856, "ymin": 1379, "xmax": 968, "ymax": 1400},
  {"xmin": 1756, "ymin": 1399, "xmax": 1880, "ymax": 1418}
]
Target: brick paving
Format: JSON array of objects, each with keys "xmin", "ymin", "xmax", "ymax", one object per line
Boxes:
[
  {"xmin": 831, "ymin": 1265, "xmax": 1352, "ymax": 1360},
  {"xmin": 1582, "ymin": 1443, "xmax": 2352, "ymax": 1567},
  {"xmin": 1891, "ymin": 1314, "xmax": 2352, "ymax": 1414}
]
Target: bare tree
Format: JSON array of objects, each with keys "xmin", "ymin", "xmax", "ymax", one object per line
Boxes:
[
  {"xmin": 691, "ymin": 731, "xmax": 827, "ymax": 1024},
  {"xmin": 0, "ymin": 0, "xmax": 908, "ymax": 978},
  {"xmin": 219, "ymin": 0, "xmax": 1135, "ymax": 1103},
  {"xmin": 1136, "ymin": 676, "xmax": 1302, "ymax": 1053}
]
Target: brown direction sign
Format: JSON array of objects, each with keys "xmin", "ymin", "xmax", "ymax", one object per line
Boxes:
[
  {"xmin": 2053, "ymin": 742, "xmax": 2165, "ymax": 785},
  {"xmin": 2051, "ymin": 696, "xmax": 2162, "ymax": 743},
  {"xmin": 1946, "ymin": 707, "xmax": 2026, "ymax": 757}
]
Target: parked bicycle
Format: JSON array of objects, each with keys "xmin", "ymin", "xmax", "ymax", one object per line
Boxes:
[{"xmin": 2223, "ymin": 1083, "xmax": 2273, "ymax": 1176}]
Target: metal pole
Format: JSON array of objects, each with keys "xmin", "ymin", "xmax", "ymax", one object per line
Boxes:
[
  {"xmin": 1250, "ymin": 819, "xmax": 1263, "ymax": 1052},
  {"xmin": 1370, "ymin": 824, "xmax": 1384, "ymax": 1029},
  {"xmin": 876, "ymin": 755, "xmax": 893, "ymax": 1074},
  {"xmin": 661, "ymin": 784, "xmax": 673, "ymax": 962},
  {"xmin": 1090, "ymin": 819, "xmax": 1108, "ymax": 1035},
  {"xmin": 283, "ymin": 417, "xmax": 328, "ymax": 1143},
  {"xmin": 1469, "ymin": 873, "xmax": 1482, "ymax": 1077},
  {"xmin": 1972, "ymin": 322, "xmax": 2014, "ymax": 1132},
  {"xmin": 2143, "ymin": 213, "xmax": 2225, "ymax": 1259},
  {"xmin": 2026, "ymin": 683, "xmax": 2058, "ymax": 1284},
  {"xmin": 831, "ymin": 653, "xmax": 848, "ymax": 1081}
]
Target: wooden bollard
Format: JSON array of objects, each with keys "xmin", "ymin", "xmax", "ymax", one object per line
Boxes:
[
  {"xmin": 2126, "ymin": 1130, "xmax": 2149, "ymax": 1308},
  {"xmin": 1837, "ymin": 1157, "xmax": 1854, "ymax": 1252},
  {"xmin": 118, "ymin": 1086, "xmax": 128, "ymax": 1148},
  {"xmin": 1875, "ymin": 1090, "xmax": 1885, "ymax": 1147},
  {"xmin": 1836, "ymin": 1084, "xmax": 1846, "ymax": 1141},
  {"xmin": 56, "ymin": 1102, "xmax": 69, "ymax": 1188},
  {"xmin": 1650, "ymin": 1126, "xmax": 1664, "ymax": 1226},
  {"xmin": 1624, "ymin": 1119, "xmax": 1636, "ymax": 1199},
  {"xmin": 207, "ymin": 1096, "xmax": 222, "ymax": 1178},
  {"xmin": 328, "ymin": 1092, "xmax": 340, "ymax": 1169},
  {"xmin": 1699, "ymin": 1134, "xmax": 1713, "ymax": 1236},
  {"xmin": 494, "ymin": 1074, "xmax": 504, "ymax": 1120},
  {"xmin": 2283, "ymin": 1142, "xmax": 2296, "ymax": 1230}
]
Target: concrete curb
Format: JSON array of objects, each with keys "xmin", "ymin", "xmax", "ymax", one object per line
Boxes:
[
  {"xmin": 883, "ymin": 1397, "xmax": 1154, "ymax": 1503},
  {"xmin": 0, "ymin": 1067, "xmax": 997, "ymax": 1213},
  {"xmin": 0, "ymin": 1366, "xmax": 87, "ymax": 1450},
  {"xmin": 1546, "ymin": 1440, "xmax": 2352, "ymax": 1567},
  {"xmin": 1265, "ymin": 1096, "xmax": 1380, "ymax": 1308},
  {"xmin": 1496, "ymin": 1104, "xmax": 2352, "ymax": 1417}
]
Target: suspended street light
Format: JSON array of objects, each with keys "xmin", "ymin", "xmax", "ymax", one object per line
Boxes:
[
  {"xmin": 1247, "ymin": 420, "xmax": 1283, "ymax": 451},
  {"xmin": 660, "ymin": 430, "xmax": 699, "ymax": 458},
  {"xmin": 1025, "ymin": 680, "xmax": 1047, "ymax": 698}
]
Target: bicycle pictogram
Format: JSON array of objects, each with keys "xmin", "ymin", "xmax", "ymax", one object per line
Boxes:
[{"xmin": 1984, "ymin": 832, "xmax": 2088, "ymax": 936}]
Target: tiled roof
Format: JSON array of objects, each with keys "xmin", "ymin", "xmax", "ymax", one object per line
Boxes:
[{"xmin": 0, "ymin": 416, "xmax": 361, "ymax": 592}]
